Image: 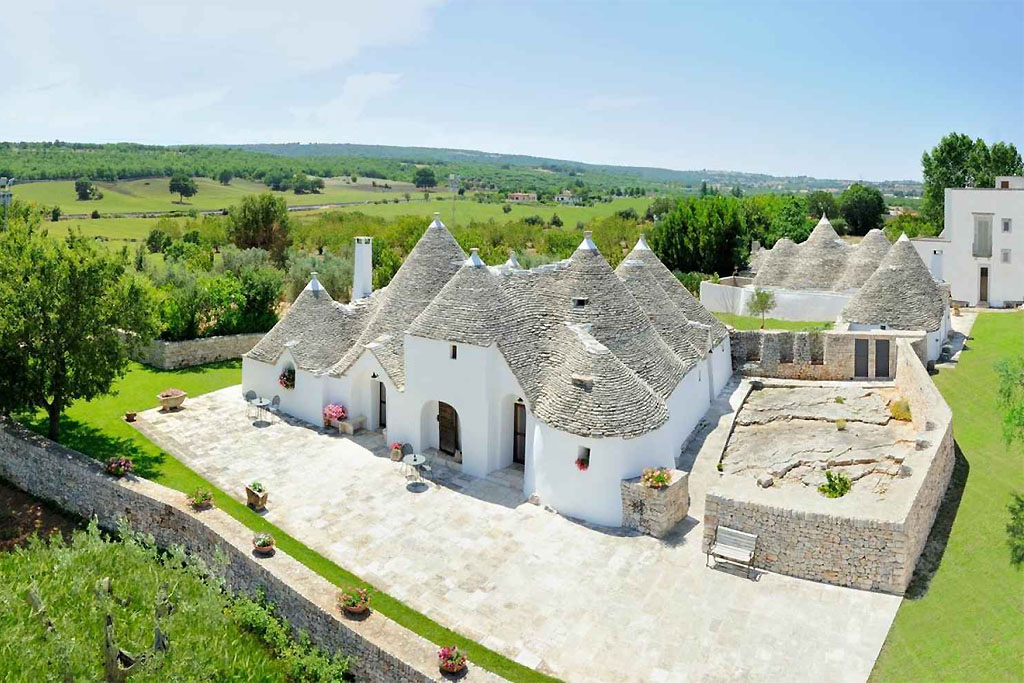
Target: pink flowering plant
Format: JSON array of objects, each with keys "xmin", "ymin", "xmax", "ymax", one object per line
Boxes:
[
  {"xmin": 641, "ymin": 467, "xmax": 672, "ymax": 489},
  {"xmin": 278, "ymin": 367, "xmax": 295, "ymax": 390},
  {"xmin": 105, "ymin": 457, "xmax": 134, "ymax": 477},
  {"xmin": 437, "ymin": 645, "xmax": 467, "ymax": 673},
  {"xmin": 390, "ymin": 442, "xmax": 403, "ymax": 451},
  {"xmin": 323, "ymin": 403, "xmax": 347, "ymax": 427}
]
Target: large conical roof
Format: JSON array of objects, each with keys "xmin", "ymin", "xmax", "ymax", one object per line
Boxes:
[
  {"xmin": 783, "ymin": 215, "xmax": 850, "ymax": 290},
  {"xmin": 836, "ymin": 229, "xmax": 891, "ymax": 290},
  {"xmin": 752, "ymin": 238, "xmax": 799, "ymax": 287},
  {"xmin": 330, "ymin": 214, "xmax": 466, "ymax": 385},
  {"xmin": 842, "ymin": 234, "xmax": 946, "ymax": 332}
]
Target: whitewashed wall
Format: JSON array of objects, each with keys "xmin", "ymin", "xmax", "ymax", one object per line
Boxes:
[
  {"xmin": 700, "ymin": 281, "xmax": 851, "ymax": 322},
  {"xmin": 241, "ymin": 351, "xmax": 324, "ymax": 426}
]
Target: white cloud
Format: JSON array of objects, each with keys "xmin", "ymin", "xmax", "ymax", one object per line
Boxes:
[{"xmin": 290, "ymin": 73, "xmax": 403, "ymax": 130}]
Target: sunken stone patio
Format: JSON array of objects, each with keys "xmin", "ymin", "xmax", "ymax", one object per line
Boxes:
[{"xmin": 136, "ymin": 385, "xmax": 903, "ymax": 683}]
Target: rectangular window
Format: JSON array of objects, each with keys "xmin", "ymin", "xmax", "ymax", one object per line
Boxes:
[
  {"xmin": 575, "ymin": 446, "xmax": 591, "ymax": 471},
  {"xmin": 450, "ymin": 344, "xmax": 457, "ymax": 360},
  {"xmin": 1002, "ymin": 249, "xmax": 1012, "ymax": 264},
  {"xmin": 973, "ymin": 215, "xmax": 993, "ymax": 258},
  {"xmin": 1003, "ymin": 218, "xmax": 1012, "ymax": 233}
]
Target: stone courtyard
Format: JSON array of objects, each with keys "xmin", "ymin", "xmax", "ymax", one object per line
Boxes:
[{"xmin": 136, "ymin": 385, "xmax": 903, "ymax": 683}]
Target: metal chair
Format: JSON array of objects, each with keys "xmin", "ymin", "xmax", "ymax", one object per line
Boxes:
[
  {"xmin": 244, "ymin": 390, "xmax": 257, "ymax": 419},
  {"xmin": 420, "ymin": 451, "xmax": 437, "ymax": 480},
  {"xmin": 268, "ymin": 395, "xmax": 281, "ymax": 421}
]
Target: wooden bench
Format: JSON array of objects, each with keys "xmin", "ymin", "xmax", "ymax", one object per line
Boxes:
[{"xmin": 706, "ymin": 526, "xmax": 757, "ymax": 578}]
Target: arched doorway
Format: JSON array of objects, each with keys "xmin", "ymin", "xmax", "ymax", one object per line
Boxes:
[{"xmin": 438, "ymin": 401, "xmax": 460, "ymax": 455}]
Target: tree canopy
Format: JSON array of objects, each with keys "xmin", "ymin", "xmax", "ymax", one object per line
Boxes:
[
  {"xmin": 805, "ymin": 190, "xmax": 838, "ymax": 221},
  {"xmin": 413, "ymin": 167, "xmax": 437, "ymax": 188},
  {"xmin": 0, "ymin": 219, "xmax": 158, "ymax": 439},
  {"xmin": 227, "ymin": 193, "xmax": 292, "ymax": 265},
  {"xmin": 839, "ymin": 183, "xmax": 886, "ymax": 235},
  {"xmin": 169, "ymin": 173, "xmax": 198, "ymax": 203},
  {"xmin": 921, "ymin": 133, "xmax": 1023, "ymax": 225},
  {"xmin": 648, "ymin": 195, "xmax": 747, "ymax": 275}
]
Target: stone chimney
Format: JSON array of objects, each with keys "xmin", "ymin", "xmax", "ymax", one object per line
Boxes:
[{"xmin": 353, "ymin": 236, "xmax": 373, "ymax": 300}]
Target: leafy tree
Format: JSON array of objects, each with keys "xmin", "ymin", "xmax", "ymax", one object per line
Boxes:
[
  {"xmin": 883, "ymin": 213, "xmax": 938, "ymax": 241},
  {"xmin": 50, "ymin": 206, "xmax": 61, "ymax": 222},
  {"xmin": 227, "ymin": 193, "xmax": 291, "ymax": 265},
  {"xmin": 310, "ymin": 177, "xmax": 325, "ymax": 193},
  {"xmin": 134, "ymin": 243, "xmax": 146, "ymax": 271},
  {"xmin": 996, "ymin": 355, "xmax": 1023, "ymax": 445},
  {"xmin": 90, "ymin": 209, "xmax": 101, "ymax": 219},
  {"xmin": 549, "ymin": 213, "xmax": 563, "ymax": 228},
  {"xmin": 74, "ymin": 177, "xmax": 94, "ymax": 201},
  {"xmin": 730, "ymin": 186, "xmax": 743, "ymax": 198},
  {"xmin": 747, "ymin": 288, "xmax": 776, "ymax": 328},
  {"xmin": 644, "ymin": 196, "xmax": 677, "ymax": 222},
  {"xmin": 921, "ymin": 133, "xmax": 1023, "ymax": 224},
  {"xmin": 146, "ymin": 228, "xmax": 172, "ymax": 253},
  {"xmin": 0, "ymin": 223, "xmax": 158, "ymax": 439},
  {"xmin": 413, "ymin": 167, "xmax": 436, "ymax": 188},
  {"xmin": 169, "ymin": 173, "xmax": 198, "ymax": 203},
  {"xmin": 615, "ymin": 207, "xmax": 639, "ymax": 221},
  {"xmin": 806, "ymin": 190, "xmax": 838, "ymax": 220},
  {"xmin": 838, "ymin": 183, "xmax": 886, "ymax": 235},
  {"xmin": 218, "ymin": 169, "xmax": 234, "ymax": 185},
  {"xmin": 502, "ymin": 204, "xmax": 512, "ymax": 214},
  {"xmin": 648, "ymin": 195, "xmax": 747, "ymax": 274},
  {"xmin": 1008, "ymin": 493, "xmax": 1024, "ymax": 568}
]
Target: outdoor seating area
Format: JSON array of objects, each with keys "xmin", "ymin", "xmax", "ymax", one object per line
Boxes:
[{"xmin": 244, "ymin": 390, "xmax": 279, "ymax": 423}]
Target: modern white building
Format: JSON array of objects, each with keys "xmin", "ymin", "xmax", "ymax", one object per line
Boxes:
[
  {"xmin": 242, "ymin": 215, "xmax": 732, "ymax": 527},
  {"xmin": 912, "ymin": 176, "xmax": 1024, "ymax": 307}
]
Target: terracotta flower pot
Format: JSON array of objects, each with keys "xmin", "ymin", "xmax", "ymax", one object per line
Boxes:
[
  {"xmin": 342, "ymin": 603, "xmax": 369, "ymax": 616},
  {"xmin": 390, "ymin": 448, "xmax": 403, "ymax": 462},
  {"xmin": 124, "ymin": 412, "xmax": 137, "ymax": 423},
  {"xmin": 440, "ymin": 661, "xmax": 467, "ymax": 674},
  {"xmin": 253, "ymin": 541, "xmax": 275, "ymax": 556},
  {"xmin": 246, "ymin": 486, "xmax": 268, "ymax": 511}
]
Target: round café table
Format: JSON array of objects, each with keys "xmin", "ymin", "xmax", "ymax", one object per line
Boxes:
[
  {"xmin": 402, "ymin": 453, "xmax": 426, "ymax": 481},
  {"xmin": 253, "ymin": 398, "xmax": 270, "ymax": 422}
]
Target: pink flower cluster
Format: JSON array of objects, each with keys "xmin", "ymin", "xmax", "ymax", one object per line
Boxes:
[
  {"xmin": 105, "ymin": 457, "xmax": 134, "ymax": 477},
  {"xmin": 323, "ymin": 403, "xmax": 347, "ymax": 422},
  {"xmin": 390, "ymin": 442, "xmax": 403, "ymax": 451},
  {"xmin": 438, "ymin": 646, "xmax": 467, "ymax": 671}
]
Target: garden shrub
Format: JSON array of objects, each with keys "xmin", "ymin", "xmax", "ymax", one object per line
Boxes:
[
  {"xmin": 890, "ymin": 399, "xmax": 912, "ymax": 422},
  {"xmin": 818, "ymin": 470, "xmax": 852, "ymax": 498}
]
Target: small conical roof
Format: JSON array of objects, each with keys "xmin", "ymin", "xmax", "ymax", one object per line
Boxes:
[
  {"xmin": 752, "ymin": 238, "xmax": 799, "ymax": 287},
  {"xmin": 842, "ymin": 234, "xmax": 946, "ymax": 332},
  {"xmin": 836, "ymin": 229, "xmax": 891, "ymax": 290},
  {"xmin": 784, "ymin": 215, "xmax": 850, "ymax": 290}
]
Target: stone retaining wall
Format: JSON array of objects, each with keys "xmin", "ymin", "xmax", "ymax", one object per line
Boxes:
[
  {"xmin": 0, "ymin": 418, "xmax": 505, "ymax": 683},
  {"xmin": 703, "ymin": 339, "xmax": 954, "ymax": 594},
  {"xmin": 620, "ymin": 470, "xmax": 689, "ymax": 538},
  {"xmin": 730, "ymin": 329, "xmax": 927, "ymax": 381},
  {"xmin": 134, "ymin": 333, "xmax": 265, "ymax": 370}
]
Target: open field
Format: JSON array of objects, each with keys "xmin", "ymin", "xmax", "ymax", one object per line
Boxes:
[
  {"xmin": 871, "ymin": 311, "xmax": 1024, "ymax": 681},
  {"xmin": 19, "ymin": 361, "xmax": 556, "ymax": 683},
  {"xmin": 13, "ymin": 176, "xmax": 438, "ymax": 215}
]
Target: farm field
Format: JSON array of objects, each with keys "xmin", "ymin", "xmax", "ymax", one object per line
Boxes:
[
  {"xmin": 870, "ymin": 312, "xmax": 1024, "ymax": 681},
  {"xmin": 12, "ymin": 176, "xmax": 433, "ymax": 215}
]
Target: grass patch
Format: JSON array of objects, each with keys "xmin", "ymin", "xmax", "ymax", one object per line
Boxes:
[
  {"xmin": 713, "ymin": 312, "xmax": 834, "ymax": 331},
  {"xmin": 870, "ymin": 311, "xmax": 1024, "ymax": 681},
  {"xmin": 19, "ymin": 361, "xmax": 558, "ymax": 682}
]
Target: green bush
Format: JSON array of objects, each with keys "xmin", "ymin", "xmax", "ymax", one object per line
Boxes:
[
  {"xmin": 890, "ymin": 399, "xmax": 912, "ymax": 422},
  {"xmin": 818, "ymin": 470, "xmax": 852, "ymax": 498}
]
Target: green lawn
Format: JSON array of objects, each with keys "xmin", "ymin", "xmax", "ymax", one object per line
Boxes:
[
  {"xmin": 871, "ymin": 311, "xmax": 1024, "ymax": 681},
  {"xmin": 712, "ymin": 312, "xmax": 834, "ymax": 331},
  {"xmin": 21, "ymin": 361, "xmax": 557, "ymax": 683}
]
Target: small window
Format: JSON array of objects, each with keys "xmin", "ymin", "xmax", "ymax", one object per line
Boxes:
[
  {"xmin": 1001, "ymin": 180, "xmax": 1010, "ymax": 189},
  {"xmin": 1002, "ymin": 249, "xmax": 1012, "ymax": 264},
  {"xmin": 575, "ymin": 446, "xmax": 591, "ymax": 471},
  {"xmin": 450, "ymin": 344, "xmax": 457, "ymax": 359},
  {"xmin": 1003, "ymin": 218, "xmax": 1012, "ymax": 233},
  {"xmin": 572, "ymin": 296, "xmax": 589, "ymax": 309}
]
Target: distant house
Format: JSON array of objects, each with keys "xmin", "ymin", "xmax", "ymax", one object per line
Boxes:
[
  {"xmin": 554, "ymin": 190, "xmax": 577, "ymax": 205},
  {"xmin": 507, "ymin": 192, "xmax": 537, "ymax": 203},
  {"xmin": 911, "ymin": 176, "xmax": 1023, "ymax": 308}
]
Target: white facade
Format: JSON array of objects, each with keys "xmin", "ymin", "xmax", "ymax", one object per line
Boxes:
[
  {"xmin": 913, "ymin": 179, "xmax": 1024, "ymax": 307},
  {"xmin": 700, "ymin": 279, "xmax": 850, "ymax": 322}
]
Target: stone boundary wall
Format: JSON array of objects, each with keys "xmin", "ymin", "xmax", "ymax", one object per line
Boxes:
[
  {"xmin": 703, "ymin": 341, "xmax": 954, "ymax": 594},
  {"xmin": 0, "ymin": 418, "xmax": 505, "ymax": 683},
  {"xmin": 620, "ymin": 470, "xmax": 689, "ymax": 538},
  {"xmin": 730, "ymin": 329, "xmax": 927, "ymax": 381},
  {"xmin": 133, "ymin": 333, "xmax": 265, "ymax": 370},
  {"xmin": 699, "ymin": 281, "xmax": 851, "ymax": 321}
]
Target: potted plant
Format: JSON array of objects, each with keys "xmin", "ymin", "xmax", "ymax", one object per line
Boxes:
[
  {"xmin": 438, "ymin": 646, "xmax": 468, "ymax": 675},
  {"xmin": 252, "ymin": 532, "xmax": 275, "ymax": 556},
  {"xmin": 337, "ymin": 586, "xmax": 374, "ymax": 617},
  {"xmin": 278, "ymin": 367, "xmax": 295, "ymax": 390},
  {"xmin": 246, "ymin": 481, "xmax": 268, "ymax": 511},
  {"xmin": 575, "ymin": 455, "xmax": 589, "ymax": 472},
  {"xmin": 105, "ymin": 457, "xmax": 134, "ymax": 478},
  {"xmin": 157, "ymin": 388, "xmax": 187, "ymax": 411},
  {"xmin": 124, "ymin": 411, "xmax": 137, "ymax": 423},
  {"xmin": 390, "ymin": 442, "xmax": 403, "ymax": 462},
  {"xmin": 323, "ymin": 403, "xmax": 347, "ymax": 430},
  {"xmin": 641, "ymin": 467, "xmax": 672, "ymax": 489},
  {"xmin": 188, "ymin": 487, "xmax": 214, "ymax": 510}
]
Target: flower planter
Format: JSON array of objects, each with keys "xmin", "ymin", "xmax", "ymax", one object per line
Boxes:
[
  {"xmin": 124, "ymin": 411, "xmax": 137, "ymax": 423},
  {"xmin": 390, "ymin": 447, "xmax": 403, "ymax": 462},
  {"xmin": 157, "ymin": 391, "xmax": 187, "ymax": 411},
  {"xmin": 246, "ymin": 486, "xmax": 268, "ymax": 511},
  {"xmin": 253, "ymin": 541, "xmax": 275, "ymax": 556},
  {"xmin": 440, "ymin": 661, "xmax": 467, "ymax": 675},
  {"xmin": 342, "ymin": 603, "xmax": 369, "ymax": 617},
  {"xmin": 190, "ymin": 502, "xmax": 213, "ymax": 512}
]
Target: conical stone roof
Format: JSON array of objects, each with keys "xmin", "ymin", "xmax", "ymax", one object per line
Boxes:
[
  {"xmin": 752, "ymin": 238, "xmax": 799, "ymax": 287},
  {"xmin": 836, "ymin": 229, "xmax": 891, "ymax": 290},
  {"xmin": 783, "ymin": 215, "xmax": 850, "ymax": 290},
  {"xmin": 842, "ymin": 234, "xmax": 946, "ymax": 332}
]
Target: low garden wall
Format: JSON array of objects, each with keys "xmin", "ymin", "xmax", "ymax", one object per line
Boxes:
[
  {"xmin": 702, "ymin": 339, "xmax": 954, "ymax": 594},
  {"xmin": 133, "ymin": 332, "xmax": 265, "ymax": 370},
  {"xmin": 699, "ymin": 281, "xmax": 851, "ymax": 321},
  {"xmin": 0, "ymin": 418, "xmax": 504, "ymax": 683},
  {"xmin": 730, "ymin": 328, "xmax": 927, "ymax": 381},
  {"xmin": 620, "ymin": 469, "xmax": 689, "ymax": 538}
]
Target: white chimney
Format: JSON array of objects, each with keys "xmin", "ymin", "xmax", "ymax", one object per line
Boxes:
[{"xmin": 353, "ymin": 236, "xmax": 373, "ymax": 300}]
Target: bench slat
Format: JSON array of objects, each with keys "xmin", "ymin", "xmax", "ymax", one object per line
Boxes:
[{"xmin": 716, "ymin": 527, "xmax": 757, "ymax": 551}]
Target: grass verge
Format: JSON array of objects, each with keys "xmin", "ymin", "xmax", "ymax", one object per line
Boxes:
[
  {"xmin": 713, "ymin": 312, "xmax": 833, "ymax": 331},
  {"xmin": 20, "ymin": 361, "xmax": 558, "ymax": 683},
  {"xmin": 870, "ymin": 311, "xmax": 1024, "ymax": 681}
]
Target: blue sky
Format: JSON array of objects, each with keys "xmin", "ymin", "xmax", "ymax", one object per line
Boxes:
[{"xmin": 2, "ymin": 0, "xmax": 1021, "ymax": 180}]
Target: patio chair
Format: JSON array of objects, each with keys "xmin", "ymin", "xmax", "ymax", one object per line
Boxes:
[
  {"xmin": 244, "ymin": 390, "xmax": 257, "ymax": 419},
  {"xmin": 268, "ymin": 395, "xmax": 281, "ymax": 421},
  {"xmin": 420, "ymin": 451, "xmax": 437, "ymax": 480}
]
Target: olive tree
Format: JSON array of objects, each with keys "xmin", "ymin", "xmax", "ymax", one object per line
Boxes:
[{"xmin": 746, "ymin": 288, "xmax": 776, "ymax": 329}]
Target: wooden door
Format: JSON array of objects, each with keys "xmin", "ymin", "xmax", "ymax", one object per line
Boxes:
[
  {"xmin": 513, "ymin": 402, "xmax": 526, "ymax": 465},
  {"xmin": 378, "ymin": 382, "xmax": 387, "ymax": 428},
  {"xmin": 875, "ymin": 339, "xmax": 890, "ymax": 378},
  {"xmin": 854, "ymin": 339, "xmax": 869, "ymax": 378},
  {"xmin": 980, "ymin": 267, "xmax": 989, "ymax": 303},
  {"xmin": 438, "ymin": 402, "xmax": 459, "ymax": 455}
]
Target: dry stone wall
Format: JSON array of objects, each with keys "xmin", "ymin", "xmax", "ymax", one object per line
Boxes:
[
  {"xmin": 620, "ymin": 470, "xmax": 689, "ymax": 538},
  {"xmin": 704, "ymin": 339, "xmax": 954, "ymax": 594},
  {"xmin": 0, "ymin": 418, "xmax": 505, "ymax": 683},
  {"xmin": 134, "ymin": 333, "xmax": 264, "ymax": 370}
]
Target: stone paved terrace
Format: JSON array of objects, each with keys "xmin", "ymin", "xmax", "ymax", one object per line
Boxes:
[{"xmin": 136, "ymin": 386, "xmax": 902, "ymax": 683}]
